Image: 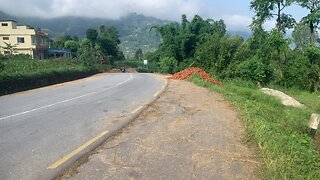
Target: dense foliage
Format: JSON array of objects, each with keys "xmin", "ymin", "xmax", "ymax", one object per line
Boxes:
[
  {"xmin": 51, "ymin": 25, "xmax": 125, "ymax": 67},
  {"xmin": 148, "ymin": 11, "xmax": 320, "ymax": 92},
  {"xmin": 0, "ymin": 55, "xmax": 98, "ymax": 95},
  {"xmin": 0, "ymin": 55, "xmax": 91, "ymax": 81}
]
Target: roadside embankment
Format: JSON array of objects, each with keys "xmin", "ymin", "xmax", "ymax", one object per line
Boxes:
[
  {"xmin": 0, "ymin": 58, "xmax": 99, "ymax": 95},
  {"xmin": 190, "ymin": 74, "xmax": 320, "ymax": 179}
]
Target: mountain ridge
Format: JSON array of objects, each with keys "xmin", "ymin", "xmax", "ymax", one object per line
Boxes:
[{"xmin": 0, "ymin": 11, "xmax": 251, "ymax": 58}]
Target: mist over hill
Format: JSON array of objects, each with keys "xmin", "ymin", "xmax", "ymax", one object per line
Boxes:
[{"xmin": 0, "ymin": 11, "xmax": 251, "ymax": 58}]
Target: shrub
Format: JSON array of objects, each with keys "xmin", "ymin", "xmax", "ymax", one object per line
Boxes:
[
  {"xmin": 234, "ymin": 56, "xmax": 274, "ymax": 84},
  {"xmin": 0, "ymin": 59, "xmax": 4, "ymax": 71},
  {"xmin": 304, "ymin": 46, "xmax": 320, "ymax": 65},
  {"xmin": 282, "ymin": 53, "xmax": 311, "ymax": 89},
  {"xmin": 159, "ymin": 56, "xmax": 178, "ymax": 74},
  {"xmin": 136, "ymin": 67, "xmax": 150, "ymax": 73}
]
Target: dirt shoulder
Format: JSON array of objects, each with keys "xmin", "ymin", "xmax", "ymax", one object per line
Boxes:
[{"xmin": 59, "ymin": 79, "xmax": 260, "ymax": 180}]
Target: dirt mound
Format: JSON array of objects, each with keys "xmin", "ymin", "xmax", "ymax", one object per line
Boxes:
[{"xmin": 169, "ymin": 67, "xmax": 222, "ymax": 86}]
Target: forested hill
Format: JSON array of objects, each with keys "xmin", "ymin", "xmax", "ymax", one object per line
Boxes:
[
  {"xmin": 0, "ymin": 11, "xmax": 251, "ymax": 57},
  {"xmin": 0, "ymin": 11, "xmax": 169, "ymax": 58}
]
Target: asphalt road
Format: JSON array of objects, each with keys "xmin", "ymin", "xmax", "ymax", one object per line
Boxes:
[{"xmin": 0, "ymin": 73, "xmax": 165, "ymax": 180}]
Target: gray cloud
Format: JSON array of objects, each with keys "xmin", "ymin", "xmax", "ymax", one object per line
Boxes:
[{"xmin": 0, "ymin": 0, "xmax": 252, "ymax": 31}]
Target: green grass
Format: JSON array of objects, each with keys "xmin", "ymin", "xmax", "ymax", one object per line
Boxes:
[
  {"xmin": 267, "ymin": 84, "xmax": 320, "ymax": 114},
  {"xmin": 190, "ymin": 75, "xmax": 320, "ymax": 179},
  {"xmin": 0, "ymin": 57, "xmax": 100, "ymax": 95},
  {"xmin": 0, "ymin": 58, "xmax": 91, "ymax": 81}
]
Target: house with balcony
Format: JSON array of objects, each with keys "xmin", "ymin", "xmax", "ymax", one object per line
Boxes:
[{"xmin": 0, "ymin": 20, "xmax": 49, "ymax": 59}]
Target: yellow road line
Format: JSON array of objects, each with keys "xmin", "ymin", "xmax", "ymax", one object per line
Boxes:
[
  {"xmin": 131, "ymin": 105, "xmax": 144, "ymax": 114},
  {"xmin": 154, "ymin": 83, "xmax": 167, "ymax": 97},
  {"xmin": 47, "ymin": 130, "xmax": 108, "ymax": 169},
  {"xmin": 153, "ymin": 91, "xmax": 161, "ymax": 97}
]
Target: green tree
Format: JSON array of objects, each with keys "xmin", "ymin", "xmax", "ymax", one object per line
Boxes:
[
  {"xmin": 86, "ymin": 28, "xmax": 98, "ymax": 44},
  {"xmin": 282, "ymin": 52, "xmax": 311, "ymax": 88},
  {"xmin": 0, "ymin": 56, "xmax": 4, "ymax": 71},
  {"xmin": 72, "ymin": 35, "xmax": 79, "ymax": 42},
  {"xmin": 98, "ymin": 25, "xmax": 123, "ymax": 61},
  {"xmin": 134, "ymin": 48, "xmax": 144, "ymax": 60},
  {"xmin": 64, "ymin": 40, "xmax": 79, "ymax": 57},
  {"xmin": 296, "ymin": 0, "xmax": 320, "ymax": 46},
  {"xmin": 292, "ymin": 22, "xmax": 314, "ymax": 49},
  {"xmin": 250, "ymin": 0, "xmax": 296, "ymax": 32},
  {"xmin": 78, "ymin": 39, "xmax": 96, "ymax": 66},
  {"xmin": 99, "ymin": 25, "xmax": 120, "ymax": 45},
  {"xmin": 52, "ymin": 35, "xmax": 73, "ymax": 49},
  {"xmin": 181, "ymin": 14, "xmax": 189, "ymax": 30},
  {"xmin": 159, "ymin": 57, "xmax": 178, "ymax": 74},
  {"xmin": 267, "ymin": 30, "xmax": 291, "ymax": 63},
  {"xmin": 79, "ymin": 26, "xmax": 124, "ymax": 66}
]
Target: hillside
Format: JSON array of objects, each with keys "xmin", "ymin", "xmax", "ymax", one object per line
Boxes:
[
  {"xmin": 0, "ymin": 12, "xmax": 168, "ymax": 58},
  {"xmin": 0, "ymin": 11, "xmax": 251, "ymax": 58}
]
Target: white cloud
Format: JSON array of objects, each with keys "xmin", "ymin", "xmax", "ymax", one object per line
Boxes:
[
  {"xmin": 223, "ymin": 15, "xmax": 252, "ymax": 31},
  {"xmin": 0, "ymin": 0, "xmax": 253, "ymax": 31},
  {"xmin": 263, "ymin": 20, "xmax": 277, "ymax": 31}
]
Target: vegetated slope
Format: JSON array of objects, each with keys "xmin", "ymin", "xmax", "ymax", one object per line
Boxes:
[
  {"xmin": 190, "ymin": 76, "xmax": 320, "ymax": 179},
  {"xmin": 0, "ymin": 11, "xmax": 168, "ymax": 58},
  {"xmin": 0, "ymin": 57, "xmax": 97, "ymax": 95}
]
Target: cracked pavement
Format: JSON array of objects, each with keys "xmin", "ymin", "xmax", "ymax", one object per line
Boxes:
[{"xmin": 58, "ymin": 79, "xmax": 260, "ymax": 180}]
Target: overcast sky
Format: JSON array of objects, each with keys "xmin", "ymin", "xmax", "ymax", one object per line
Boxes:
[{"xmin": 0, "ymin": 0, "xmax": 309, "ymax": 32}]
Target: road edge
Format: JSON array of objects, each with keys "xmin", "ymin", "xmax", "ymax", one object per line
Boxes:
[{"xmin": 54, "ymin": 74, "xmax": 168, "ymax": 180}]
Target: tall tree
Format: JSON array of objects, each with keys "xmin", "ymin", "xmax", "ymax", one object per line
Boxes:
[
  {"xmin": 296, "ymin": 0, "xmax": 320, "ymax": 46},
  {"xmin": 86, "ymin": 28, "xmax": 98, "ymax": 44},
  {"xmin": 134, "ymin": 48, "xmax": 143, "ymax": 60},
  {"xmin": 98, "ymin": 25, "xmax": 122, "ymax": 60},
  {"xmin": 181, "ymin": 14, "xmax": 189, "ymax": 31},
  {"xmin": 64, "ymin": 40, "xmax": 79, "ymax": 57},
  {"xmin": 99, "ymin": 25, "xmax": 120, "ymax": 45},
  {"xmin": 250, "ymin": 0, "xmax": 296, "ymax": 32},
  {"xmin": 292, "ymin": 22, "xmax": 316, "ymax": 49}
]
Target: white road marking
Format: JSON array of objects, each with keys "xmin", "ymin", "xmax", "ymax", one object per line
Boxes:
[{"xmin": 0, "ymin": 74, "xmax": 133, "ymax": 121}]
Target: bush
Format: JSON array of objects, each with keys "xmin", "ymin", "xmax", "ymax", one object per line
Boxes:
[
  {"xmin": 234, "ymin": 56, "xmax": 274, "ymax": 84},
  {"xmin": 282, "ymin": 53, "xmax": 311, "ymax": 89},
  {"xmin": 304, "ymin": 46, "xmax": 320, "ymax": 65},
  {"xmin": 136, "ymin": 67, "xmax": 150, "ymax": 73},
  {"xmin": 159, "ymin": 57, "xmax": 178, "ymax": 74},
  {"xmin": 147, "ymin": 61, "xmax": 160, "ymax": 73},
  {"xmin": 0, "ymin": 60, "xmax": 4, "ymax": 71},
  {"xmin": 0, "ymin": 58, "xmax": 98, "ymax": 95}
]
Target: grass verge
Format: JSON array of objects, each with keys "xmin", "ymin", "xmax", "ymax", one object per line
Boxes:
[
  {"xmin": 190, "ymin": 75, "xmax": 320, "ymax": 179},
  {"xmin": 0, "ymin": 58, "xmax": 99, "ymax": 95}
]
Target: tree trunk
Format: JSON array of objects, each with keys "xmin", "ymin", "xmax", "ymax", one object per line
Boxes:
[
  {"xmin": 276, "ymin": 2, "xmax": 281, "ymax": 32},
  {"xmin": 277, "ymin": 48, "xmax": 281, "ymax": 64},
  {"xmin": 309, "ymin": 0, "xmax": 317, "ymax": 46},
  {"xmin": 310, "ymin": 21, "xmax": 315, "ymax": 46}
]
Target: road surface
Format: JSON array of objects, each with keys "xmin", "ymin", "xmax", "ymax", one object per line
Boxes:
[{"xmin": 0, "ymin": 73, "xmax": 165, "ymax": 180}]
